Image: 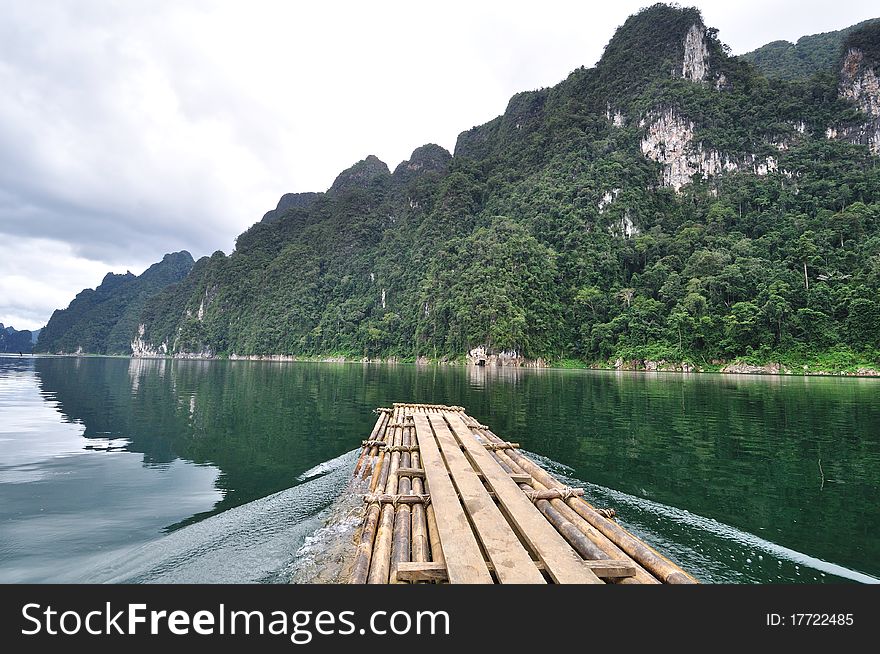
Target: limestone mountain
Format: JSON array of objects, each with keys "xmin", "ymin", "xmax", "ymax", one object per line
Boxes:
[
  {"xmin": 37, "ymin": 251, "xmax": 194, "ymax": 355},
  {"xmin": 261, "ymin": 192, "xmax": 321, "ymax": 224},
  {"xmin": 63, "ymin": 4, "xmax": 880, "ymax": 368},
  {"xmin": 0, "ymin": 324, "xmax": 36, "ymax": 353}
]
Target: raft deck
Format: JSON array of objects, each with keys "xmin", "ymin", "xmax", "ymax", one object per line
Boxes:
[{"xmin": 350, "ymin": 403, "xmax": 697, "ymax": 584}]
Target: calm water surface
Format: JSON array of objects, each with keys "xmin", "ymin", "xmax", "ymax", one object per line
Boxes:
[{"xmin": 0, "ymin": 355, "xmax": 877, "ymax": 583}]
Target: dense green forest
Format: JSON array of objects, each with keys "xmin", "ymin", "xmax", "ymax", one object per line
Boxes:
[
  {"xmin": 37, "ymin": 252, "xmax": 194, "ymax": 354},
  {"xmin": 740, "ymin": 17, "xmax": 880, "ymax": 80},
  {"xmin": 44, "ymin": 5, "xmax": 880, "ymax": 371}
]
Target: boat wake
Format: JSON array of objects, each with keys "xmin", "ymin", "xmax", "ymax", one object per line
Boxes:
[
  {"xmin": 525, "ymin": 451, "xmax": 880, "ymax": 584},
  {"xmin": 69, "ymin": 450, "xmax": 360, "ymax": 584},
  {"xmin": 53, "ymin": 444, "xmax": 877, "ymax": 585}
]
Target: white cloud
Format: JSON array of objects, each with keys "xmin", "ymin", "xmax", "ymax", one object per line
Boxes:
[
  {"xmin": 0, "ymin": 238, "xmax": 132, "ymax": 330},
  {"xmin": 0, "ymin": 0, "xmax": 877, "ymax": 329}
]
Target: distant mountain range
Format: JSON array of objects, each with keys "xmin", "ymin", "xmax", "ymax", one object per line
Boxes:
[
  {"xmin": 0, "ymin": 324, "xmax": 39, "ymax": 353},
  {"xmin": 36, "ymin": 252, "xmax": 194, "ymax": 354}
]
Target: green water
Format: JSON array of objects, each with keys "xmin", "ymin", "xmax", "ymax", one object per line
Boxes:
[{"xmin": 0, "ymin": 355, "xmax": 877, "ymax": 583}]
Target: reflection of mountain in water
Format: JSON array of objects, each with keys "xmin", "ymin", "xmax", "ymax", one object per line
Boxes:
[
  {"xmin": 33, "ymin": 358, "xmax": 381, "ymax": 519},
  {"xmin": 32, "ymin": 358, "xmax": 880, "ymax": 579}
]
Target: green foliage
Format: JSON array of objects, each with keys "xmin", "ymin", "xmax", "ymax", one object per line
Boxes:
[
  {"xmin": 740, "ymin": 18, "xmax": 880, "ymax": 80},
  {"xmin": 417, "ymin": 218, "xmax": 561, "ymax": 358},
  {"xmin": 844, "ymin": 21, "xmax": 880, "ymax": 68}
]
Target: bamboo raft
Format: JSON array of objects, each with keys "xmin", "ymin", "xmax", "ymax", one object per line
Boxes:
[{"xmin": 350, "ymin": 403, "xmax": 698, "ymax": 584}]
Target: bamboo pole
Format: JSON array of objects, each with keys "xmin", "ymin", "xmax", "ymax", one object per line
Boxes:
[
  {"xmin": 390, "ymin": 424, "xmax": 412, "ymax": 583},
  {"xmin": 354, "ymin": 412, "xmax": 388, "ymax": 477},
  {"xmin": 410, "ymin": 426, "xmax": 430, "ymax": 567},
  {"xmin": 350, "ymin": 408, "xmax": 396, "ymax": 583},
  {"xmin": 402, "ymin": 405, "xmax": 438, "ymax": 580},
  {"xmin": 361, "ymin": 414, "xmax": 391, "ymax": 481},
  {"xmin": 426, "ymin": 505, "xmax": 444, "ymax": 565},
  {"xmin": 367, "ymin": 419, "xmax": 403, "ymax": 583},
  {"xmin": 362, "ymin": 494, "xmax": 430, "ymax": 504},
  {"xmin": 350, "ymin": 507, "xmax": 381, "ymax": 583}
]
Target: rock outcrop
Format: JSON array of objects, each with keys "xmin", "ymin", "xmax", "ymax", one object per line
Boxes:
[
  {"xmin": 720, "ymin": 362, "xmax": 786, "ymax": 374},
  {"xmin": 466, "ymin": 345, "xmax": 545, "ymax": 368},
  {"xmin": 131, "ymin": 323, "xmax": 168, "ymax": 357},
  {"xmin": 836, "ymin": 47, "xmax": 880, "ymax": 155},
  {"xmin": 329, "ymin": 155, "xmax": 391, "ymax": 194},
  {"xmin": 681, "ymin": 23, "xmax": 709, "ymax": 82},
  {"xmin": 261, "ymin": 192, "xmax": 321, "ymax": 223},
  {"xmin": 640, "ymin": 108, "xmax": 780, "ymax": 191},
  {"xmin": 392, "ymin": 144, "xmax": 452, "ymax": 184},
  {"xmin": 614, "ymin": 358, "xmax": 698, "ymax": 372}
]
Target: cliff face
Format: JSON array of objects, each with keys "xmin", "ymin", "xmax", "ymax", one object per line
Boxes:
[
  {"xmin": 837, "ymin": 47, "xmax": 880, "ymax": 155},
  {"xmin": 639, "ymin": 108, "xmax": 778, "ymax": 191},
  {"xmin": 681, "ymin": 22, "xmax": 709, "ymax": 82}
]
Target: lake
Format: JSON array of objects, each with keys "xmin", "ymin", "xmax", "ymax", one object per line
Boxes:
[{"xmin": 0, "ymin": 355, "xmax": 877, "ymax": 583}]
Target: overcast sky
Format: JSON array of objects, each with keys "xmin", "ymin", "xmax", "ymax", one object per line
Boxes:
[{"xmin": 1, "ymin": 0, "xmax": 877, "ymax": 330}]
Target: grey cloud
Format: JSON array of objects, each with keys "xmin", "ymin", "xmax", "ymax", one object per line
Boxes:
[{"xmin": 0, "ymin": 1, "xmax": 286, "ymax": 266}]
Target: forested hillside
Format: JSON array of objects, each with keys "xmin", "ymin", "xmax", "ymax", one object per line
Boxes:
[
  {"xmin": 37, "ymin": 251, "xmax": 194, "ymax": 354},
  {"xmin": 740, "ymin": 18, "xmax": 879, "ymax": 81},
  {"xmin": 51, "ymin": 4, "xmax": 880, "ymax": 370}
]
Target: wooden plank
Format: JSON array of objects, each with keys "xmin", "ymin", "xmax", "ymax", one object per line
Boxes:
[
  {"xmin": 427, "ymin": 414, "xmax": 545, "ymax": 584},
  {"xmin": 396, "ymin": 467, "xmax": 425, "ymax": 478},
  {"xmin": 444, "ymin": 413, "xmax": 603, "ymax": 584},
  {"xmin": 476, "ymin": 471, "xmax": 532, "ymax": 484},
  {"xmin": 411, "ymin": 414, "xmax": 492, "ymax": 584},
  {"xmin": 584, "ymin": 559, "xmax": 638, "ymax": 579},
  {"xmin": 394, "ymin": 561, "xmax": 448, "ymax": 583},
  {"xmin": 396, "ymin": 558, "xmax": 634, "ymax": 582}
]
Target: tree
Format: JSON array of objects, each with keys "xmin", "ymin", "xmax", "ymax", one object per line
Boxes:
[
  {"xmin": 760, "ymin": 282, "xmax": 793, "ymax": 345},
  {"xmin": 793, "ymin": 231, "xmax": 820, "ymax": 290}
]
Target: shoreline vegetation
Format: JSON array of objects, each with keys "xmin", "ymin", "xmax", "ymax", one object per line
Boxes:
[{"xmin": 24, "ymin": 349, "xmax": 880, "ymax": 377}]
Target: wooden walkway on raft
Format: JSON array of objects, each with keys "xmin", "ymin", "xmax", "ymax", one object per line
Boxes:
[{"xmin": 350, "ymin": 403, "xmax": 697, "ymax": 584}]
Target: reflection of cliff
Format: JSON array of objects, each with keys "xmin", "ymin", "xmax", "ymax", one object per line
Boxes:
[
  {"xmin": 465, "ymin": 361, "xmax": 546, "ymax": 389},
  {"xmin": 33, "ymin": 358, "xmax": 381, "ymax": 514}
]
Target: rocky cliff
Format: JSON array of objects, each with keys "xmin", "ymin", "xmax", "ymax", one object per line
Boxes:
[{"xmin": 836, "ymin": 45, "xmax": 880, "ymax": 154}]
